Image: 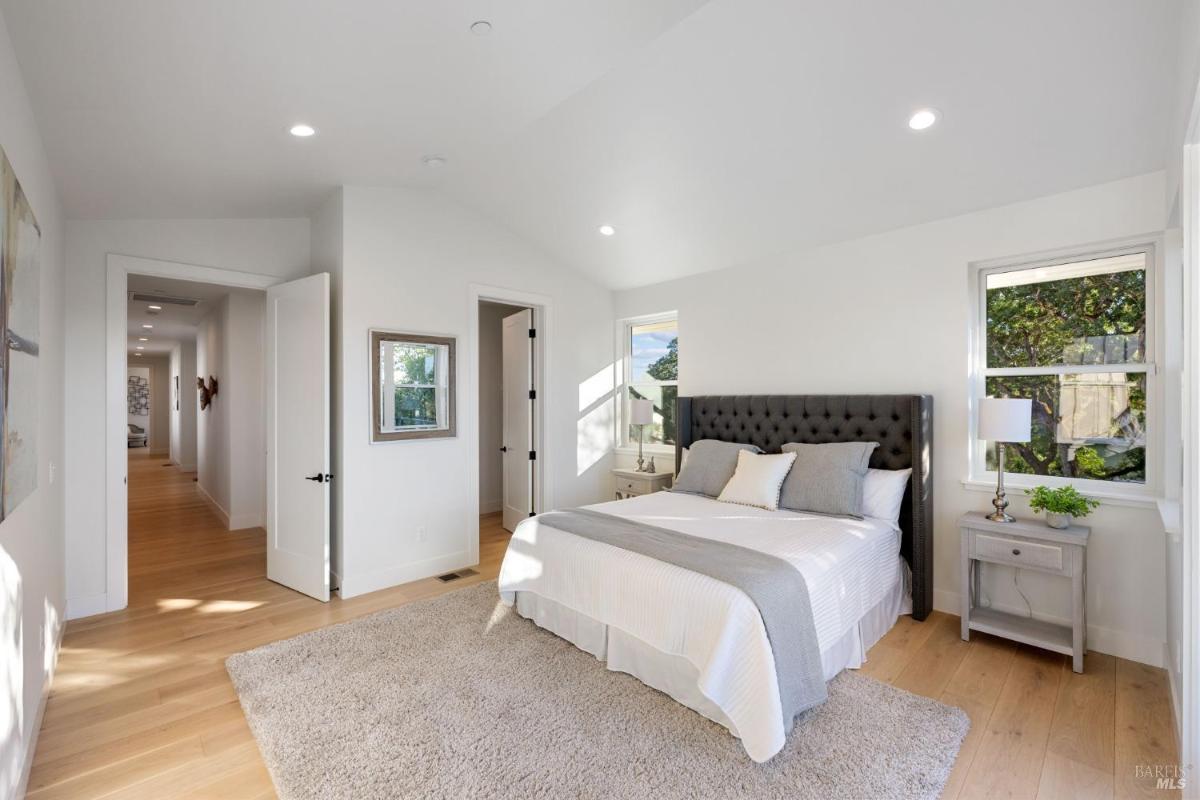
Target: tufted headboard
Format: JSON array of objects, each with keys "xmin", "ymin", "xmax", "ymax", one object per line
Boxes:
[{"xmin": 675, "ymin": 395, "xmax": 934, "ymax": 621}]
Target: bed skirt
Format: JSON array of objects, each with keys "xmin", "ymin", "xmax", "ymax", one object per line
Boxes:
[{"xmin": 511, "ymin": 558, "xmax": 911, "ymax": 738}]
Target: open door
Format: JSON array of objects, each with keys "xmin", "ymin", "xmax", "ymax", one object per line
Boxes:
[
  {"xmin": 501, "ymin": 309, "xmax": 533, "ymax": 532},
  {"xmin": 266, "ymin": 272, "xmax": 331, "ymax": 601}
]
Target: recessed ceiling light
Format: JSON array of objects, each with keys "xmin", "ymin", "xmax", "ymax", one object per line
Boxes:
[
  {"xmin": 136, "ymin": 346, "xmax": 144, "ymax": 350},
  {"xmin": 598, "ymin": 225, "xmax": 616, "ymax": 236},
  {"xmin": 470, "ymin": 20, "xmax": 492, "ymax": 36},
  {"xmin": 421, "ymin": 154, "xmax": 447, "ymax": 167},
  {"xmin": 147, "ymin": 304, "xmax": 162, "ymax": 311},
  {"xmin": 134, "ymin": 352, "xmax": 143, "ymax": 357},
  {"xmin": 142, "ymin": 324, "xmax": 153, "ymax": 329},
  {"xmin": 289, "ymin": 123, "xmax": 316, "ymax": 137},
  {"xmin": 908, "ymin": 108, "xmax": 939, "ymax": 131},
  {"xmin": 138, "ymin": 337, "xmax": 148, "ymax": 342}
]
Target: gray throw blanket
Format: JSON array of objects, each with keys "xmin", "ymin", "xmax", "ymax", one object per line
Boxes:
[{"xmin": 534, "ymin": 507, "xmax": 828, "ymax": 728}]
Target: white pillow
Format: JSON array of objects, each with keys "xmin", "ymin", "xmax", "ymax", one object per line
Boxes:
[
  {"xmin": 862, "ymin": 468, "xmax": 912, "ymax": 523},
  {"xmin": 717, "ymin": 450, "xmax": 797, "ymax": 511}
]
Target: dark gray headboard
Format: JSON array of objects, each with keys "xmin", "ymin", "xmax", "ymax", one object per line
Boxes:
[{"xmin": 675, "ymin": 395, "xmax": 934, "ymax": 621}]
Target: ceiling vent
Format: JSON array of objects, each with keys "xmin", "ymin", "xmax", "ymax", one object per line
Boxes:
[{"xmin": 129, "ymin": 292, "xmax": 199, "ymax": 307}]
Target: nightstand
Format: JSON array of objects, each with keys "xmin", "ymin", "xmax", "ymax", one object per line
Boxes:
[
  {"xmin": 612, "ymin": 468, "xmax": 673, "ymax": 500},
  {"xmin": 959, "ymin": 511, "xmax": 1090, "ymax": 672}
]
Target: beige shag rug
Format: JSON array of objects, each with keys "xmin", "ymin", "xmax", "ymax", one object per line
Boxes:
[{"xmin": 226, "ymin": 581, "xmax": 969, "ymax": 800}]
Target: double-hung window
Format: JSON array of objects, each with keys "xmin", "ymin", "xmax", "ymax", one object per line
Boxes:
[
  {"xmin": 621, "ymin": 313, "xmax": 679, "ymax": 449},
  {"xmin": 974, "ymin": 245, "xmax": 1154, "ymax": 490}
]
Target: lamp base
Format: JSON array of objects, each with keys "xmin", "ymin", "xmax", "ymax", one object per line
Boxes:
[{"xmin": 986, "ymin": 510, "xmax": 1016, "ymax": 523}]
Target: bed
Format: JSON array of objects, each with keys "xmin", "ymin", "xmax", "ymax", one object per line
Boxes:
[{"xmin": 498, "ymin": 394, "xmax": 933, "ymax": 762}]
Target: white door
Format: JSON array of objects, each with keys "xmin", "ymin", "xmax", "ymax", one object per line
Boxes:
[
  {"xmin": 501, "ymin": 309, "xmax": 533, "ymax": 532},
  {"xmin": 266, "ymin": 273, "xmax": 331, "ymax": 601}
]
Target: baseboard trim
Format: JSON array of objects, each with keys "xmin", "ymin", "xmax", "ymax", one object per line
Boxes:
[
  {"xmin": 480, "ymin": 499, "xmax": 502, "ymax": 514},
  {"xmin": 339, "ymin": 551, "xmax": 471, "ymax": 599},
  {"xmin": 66, "ymin": 592, "xmax": 109, "ymax": 620},
  {"xmin": 932, "ymin": 588, "xmax": 1165, "ymax": 668},
  {"xmin": 196, "ymin": 482, "xmax": 231, "ymax": 529},
  {"xmin": 12, "ymin": 611, "xmax": 65, "ymax": 799},
  {"xmin": 228, "ymin": 513, "xmax": 264, "ymax": 531},
  {"xmin": 1165, "ymin": 642, "xmax": 1182, "ymax": 744}
]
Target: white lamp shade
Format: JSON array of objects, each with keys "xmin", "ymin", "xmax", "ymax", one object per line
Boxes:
[
  {"xmin": 630, "ymin": 398, "xmax": 654, "ymax": 426},
  {"xmin": 978, "ymin": 397, "xmax": 1032, "ymax": 443}
]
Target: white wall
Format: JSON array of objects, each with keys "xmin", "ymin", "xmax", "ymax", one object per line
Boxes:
[
  {"xmin": 63, "ymin": 218, "xmax": 309, "ymax": 611},
  {"xmin": 0, "ymin": 8, "xmax": 66, "ymax": 798},
  {"xmin": 195, "ymin": 293, "xmax": 266, "ymax": 530},
  {"xmin": 616, "ymin": 171, "xmax": 1172, "ymax": 667},
  {"xmin": 332, "ymin": 186, "xmax": 615, "ymax": 597},
  {"xmin": 478, "ymin": 301, "xmax": 528, "ymax": 513},
  {"xmin": 169, "ymin": 339, "xmax": 197, "ymax": 470}
]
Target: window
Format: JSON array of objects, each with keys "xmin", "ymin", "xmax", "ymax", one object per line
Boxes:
[
  {"xmin": 976, "ymin": 248, "xmax": 1152, "ymax": 487},
  {"xmin": 370, "ymin": 331, "xmax": 456, "ymax": 442},
  {"xmin": 622, "ymin": 313, "xmax": 679, "ymax": 448}
]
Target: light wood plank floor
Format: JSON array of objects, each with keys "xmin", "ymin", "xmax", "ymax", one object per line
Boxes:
[{"xmin": 27, "ymin": 452, "xmax": 1179, "ymax": 798}]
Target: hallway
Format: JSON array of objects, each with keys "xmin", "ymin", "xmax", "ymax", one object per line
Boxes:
[{"xmin": 26, "ymin": 453, "xmax": 510, "ymax": 798}]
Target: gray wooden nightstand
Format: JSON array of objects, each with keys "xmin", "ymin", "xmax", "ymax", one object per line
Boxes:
[
  {"xmin": 612, "ymin": 468, "xmax": 673, "ymax": 500},
  {"xmin": 959, "ymin": 511, "xmax": 1090, "ymax": 672}
]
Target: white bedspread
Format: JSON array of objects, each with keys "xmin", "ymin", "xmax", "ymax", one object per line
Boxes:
[{"xmin": 497, "ymin": 491, "xmax": 902, "ymax": 762}]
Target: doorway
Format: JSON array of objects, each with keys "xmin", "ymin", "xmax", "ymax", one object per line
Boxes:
[
  {"xmin": 472, "ymin": 288, "xmax": 548, "ymax": 562},
  {"xmin": 105, "ymin": 254, "xmax": 332, "ymax": 613}
]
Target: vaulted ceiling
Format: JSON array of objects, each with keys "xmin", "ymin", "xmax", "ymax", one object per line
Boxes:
[{"xmin": 2, "ymin": 0, "xmax": 1188, "ymax": 288}]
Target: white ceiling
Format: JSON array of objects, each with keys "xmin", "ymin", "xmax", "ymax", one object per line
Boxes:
[
  {"xmin": 126, "ymin": 274, "xmax": 261, "ymax": 356},
  {"xmin": 4, "ymin": 0, "xmax": 1188, "ymax": 289}
]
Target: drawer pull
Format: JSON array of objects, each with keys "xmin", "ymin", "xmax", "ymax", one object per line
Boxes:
[{"xmin": 1012, "ymin": 548, "xmax": 1021, "ymax": 556}]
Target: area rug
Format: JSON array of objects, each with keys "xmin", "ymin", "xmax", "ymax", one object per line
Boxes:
[{"xmin": 226, "ymin": 581, "xmax": 969, "ymax": 800}]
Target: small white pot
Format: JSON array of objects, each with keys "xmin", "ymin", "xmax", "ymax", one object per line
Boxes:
[{"xmin": 1045, "ymin": 512, "xmax": 1072, "ymax": 529}]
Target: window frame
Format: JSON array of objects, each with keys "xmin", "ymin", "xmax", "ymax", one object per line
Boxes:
[
  {"xmin": 617, "ymin": 310, "xmax": 679, "ymax": 453},
  {"xmin": 967, "ymin": 236, "xmax": 1162, "ymax": 501}
]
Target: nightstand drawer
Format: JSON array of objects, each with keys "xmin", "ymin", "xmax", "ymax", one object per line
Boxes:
[
  {"xmin": 975, "ymin": 533, "xmax": 1063, "ymax": 572},
  {"xmin": 617, "ymin": 478, "xmax": 641, "ymax": 494}
]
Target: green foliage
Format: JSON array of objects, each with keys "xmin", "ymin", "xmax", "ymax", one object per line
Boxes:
[
  {"xmin": 987, "ymin": 269, "xmax": 1146, "ymax": 483},
  {"xmin": 646, "ymin": 338, "xmax": 678, "ymax": 381},
  {"xmin": 1024, "ymin": 485, "xmax": 1100, "ymax": 518}
]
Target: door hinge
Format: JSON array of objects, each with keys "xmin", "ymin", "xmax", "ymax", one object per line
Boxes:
[
  {"xmin": 529, "ymin": 450, "xmax": 537, "ymax": 461},
  {"xmin": 528, "ymin": 389, "xmax": 536, "ymax": 400},
  {"xmin": 528, "ymin": 328, "xmax": 536, "ymax": 339}
]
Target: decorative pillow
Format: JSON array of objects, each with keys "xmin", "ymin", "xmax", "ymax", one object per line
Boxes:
[
  {"xmin": 778, "ymin": 441, "xmax": 879, "ymax": 517},
  {"xmin": 862, "ymin": 467, "xmax": 912, "ymax": 523},
  {"xmin": 717, "ymin": 450, "xmax": 797, "ymax": 511},
  {"xmin": 672, "ymin": 439, "xmax": 762, "ymax": 497}
]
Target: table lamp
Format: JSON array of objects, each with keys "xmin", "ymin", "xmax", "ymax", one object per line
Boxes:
[
  {"xmin": 978, "ymin": 397, "xmax": 1032, "ymax": 522},
  {"xmin": 630, "ymin": 398, "xmax": 654, "ymax": 473}
]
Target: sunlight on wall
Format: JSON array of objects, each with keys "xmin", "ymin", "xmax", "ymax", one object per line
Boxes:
[
  {"xmin": 0, "ymin": 544, "xmax": 23, "ymax": 796},
  {"xmin": 578, "ymin": 362, "xmax": 616, "ymax": 413},
  {"xmin": 577, "ymin": 401, "xmax": 614, "ymax": 477},
  {"xmin": 42, "ymin": 597, "xmax": 59, "ymax": 676}
]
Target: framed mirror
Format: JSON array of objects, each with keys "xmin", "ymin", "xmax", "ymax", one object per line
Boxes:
[{"xmin": 370, "ymin": 330, "xmax": 456, "ymax": 442}]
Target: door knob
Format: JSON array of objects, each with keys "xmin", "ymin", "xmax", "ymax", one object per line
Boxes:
[
  {"xmin": 500, "ymin": 446, "xmax": 508, "ymax": 452},
  {"xmin": 305, "ymin": 473, "xmax": 329, "ymax": 483}
]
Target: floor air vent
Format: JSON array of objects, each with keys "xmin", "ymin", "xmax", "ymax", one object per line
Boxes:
[{"xmin": 436, "ymin": 568, "xmax": 479, "ymax": 583}]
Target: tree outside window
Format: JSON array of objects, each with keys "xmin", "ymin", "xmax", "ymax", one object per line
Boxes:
[
  {"xmin": 625, "ymin": 316, "xmax": 678, "ymax": 447},
  {"xmin": 982, "ymin": 252, "xmax": 1148, "ymax": 483}
]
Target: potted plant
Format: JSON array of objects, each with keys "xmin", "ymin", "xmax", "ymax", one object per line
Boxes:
[{"xmin": 1025, "ymin": 485, "xmax": 1099, "ymax": 529}]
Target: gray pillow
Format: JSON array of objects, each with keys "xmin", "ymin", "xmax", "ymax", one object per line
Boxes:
[
  {"xmin": 672, "ymin": 440, "xmax": 762, "ymax": 498},
  {"xmin": 778, "ymin": 442, "xmax": 879, "ymax": 517}
]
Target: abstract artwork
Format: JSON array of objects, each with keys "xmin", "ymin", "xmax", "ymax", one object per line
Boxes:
[
  {"xmin": 0, "ymin": 145, "xmax": 40, "ymax": 522},
  {"xmin": 127, "ymin": 374, "xmax": 149, "ymax": 416}
]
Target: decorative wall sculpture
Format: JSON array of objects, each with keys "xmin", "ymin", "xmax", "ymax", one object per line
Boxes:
[
  {"xmin": 198, "ymin": 375, "xmax": 219, "ymax": 410},
  {"xmin": 127, "ymin": 374, "xmax": 150, "ymax": 416},
  {"xmin": 1, "ymin": 144, "xmax": 41, "ymax": 521}
]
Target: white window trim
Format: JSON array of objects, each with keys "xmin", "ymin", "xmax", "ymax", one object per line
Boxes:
[
  {"xmin": 965, "ymin": 234, "xmax": 1165, "ymax": 503},
  {"xmin": 615, "ymin": 310, "xmax": 679, "ymax": 455}
]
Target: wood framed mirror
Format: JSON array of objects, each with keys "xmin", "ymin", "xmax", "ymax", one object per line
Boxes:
[{"xmin": 370, "ymin": 330, "xmax": 456, "ymax": 442}]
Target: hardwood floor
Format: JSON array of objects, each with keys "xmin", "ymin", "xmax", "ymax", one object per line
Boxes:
[{"xmin": 27, "ymin": 452, "xmax": 1178, "ymax": 798}]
